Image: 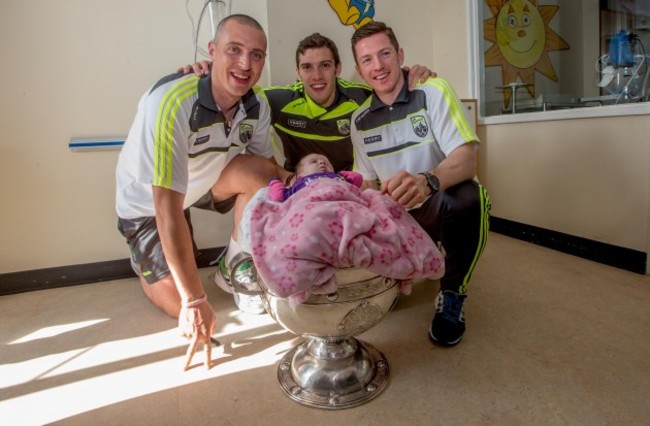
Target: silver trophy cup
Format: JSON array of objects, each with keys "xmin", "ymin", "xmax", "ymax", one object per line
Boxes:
[{"xmin": 228, "ymin": 254, "xmax": 399, "ymax": 410}]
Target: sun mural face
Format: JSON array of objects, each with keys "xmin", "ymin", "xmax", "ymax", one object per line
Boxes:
[
  {"xmin": 496, "ymin": 0, "xmax": 546, "ymax": 68},
  {"xmin": 484, "ymin": 0, "xmax": 569, "ymax": 108}
]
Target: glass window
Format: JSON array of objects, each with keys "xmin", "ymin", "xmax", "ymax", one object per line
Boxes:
[{"xmin": 476, "ymin": 0, "xmax": 650, "ymax": 118}]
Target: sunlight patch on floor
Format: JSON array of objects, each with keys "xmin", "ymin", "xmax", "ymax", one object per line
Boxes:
[
  {"xmin": 8, "ymin": 319, "xmax": 109, "ymax": 344},
  {"xmin": 1, "ymin": 315, "xmax": 298, "ymax": 424}
]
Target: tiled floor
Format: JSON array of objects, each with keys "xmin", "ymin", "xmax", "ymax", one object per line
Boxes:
[{"xmin": 1, "ymin": 233, "xmax": 649, "ymax": 425}]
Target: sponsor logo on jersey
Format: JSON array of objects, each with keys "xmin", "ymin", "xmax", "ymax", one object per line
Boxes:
[
  {"xmin": 337, "ymin": 119, "xmax": 351, "ymax": 135},
  {"xmin": 288, "ymin": 118, "xmax": 307, "ymax": 128},
  {"xmin": 239, "ymin": 123, "xmax": 253, "ymax": 144},
  {"xmin": 195, "ymin": 135, "xmax": 210, "ymax": 145},
  {"xmin": 364, "ymin": 135, "xmax": 382, "ymax": 144},
  {"xmin": 411, "ymin": 115, "xmax": 429, "ymax": 137}
]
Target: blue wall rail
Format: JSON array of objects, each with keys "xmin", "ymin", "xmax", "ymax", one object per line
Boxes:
[{"xmin": 69, "ymin": 138, "xmax": 126, "ymax": 151}]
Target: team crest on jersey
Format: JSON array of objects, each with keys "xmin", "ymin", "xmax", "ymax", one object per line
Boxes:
[
  {"xmin": 239, "ymin": 124, "xmax": 253, "ymax": 144},
  {"xmin": 411, "ymin": 115, "xmax": 429, "ymax": 137},
  {"xmin": 337, "ymin": 119, "xmax": 351, "ymax": 135}
]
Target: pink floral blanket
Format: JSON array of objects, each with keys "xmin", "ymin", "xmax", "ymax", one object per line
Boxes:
[{"xmin": 248, "ymin": 178, "xmax": 444, "ymax": 304}]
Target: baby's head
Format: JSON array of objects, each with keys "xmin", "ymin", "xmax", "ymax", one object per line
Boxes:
[{"xmin": 296, "ymin": 153, "xmax": 335, "ymax": 177}]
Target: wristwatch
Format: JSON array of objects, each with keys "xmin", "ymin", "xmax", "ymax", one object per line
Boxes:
[{"xmin": 420, "ymin": 172, "xmax": 440, "ymax": 196}]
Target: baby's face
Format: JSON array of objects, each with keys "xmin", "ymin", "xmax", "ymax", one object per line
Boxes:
[{"xmin": 298, "ymin": 154, "xmax": 334, "ymax": 175}]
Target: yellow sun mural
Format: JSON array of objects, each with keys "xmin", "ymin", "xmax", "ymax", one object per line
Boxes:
[{"xmin": 484, "ymin": 0, "xmax": 569, "ymax": 108}]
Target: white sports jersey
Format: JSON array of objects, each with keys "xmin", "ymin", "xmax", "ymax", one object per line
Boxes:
[
  {"xmin": 350, "ymin": 77, "xmax": 478, "ymax": 182},
  {"xmin": 116, "ymin": 73, "xmax": 273, "ymax": 219}
]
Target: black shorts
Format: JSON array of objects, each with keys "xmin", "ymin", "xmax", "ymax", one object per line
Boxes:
[{"xmin": 117, "ymin": 193, "xmax": 236, "ymax": 284}]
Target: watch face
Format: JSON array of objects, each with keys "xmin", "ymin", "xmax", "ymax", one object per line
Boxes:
[{"xmin": 425, "ymin": 173, "xmax": 439, "ymax": 193}]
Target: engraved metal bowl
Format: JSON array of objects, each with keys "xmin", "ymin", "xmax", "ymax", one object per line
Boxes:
[
  {"xmin": 229, "ymin": 256, "xmax": 399, "ymax": 410},
  {"xmin": 263, "ymin": 268, "xmax": 399, "ymax": 337}
]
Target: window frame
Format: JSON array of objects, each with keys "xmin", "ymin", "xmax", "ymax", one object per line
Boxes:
[{"xmin": 467, "ymin": 0, "xmax": 650, "ymax": 125}]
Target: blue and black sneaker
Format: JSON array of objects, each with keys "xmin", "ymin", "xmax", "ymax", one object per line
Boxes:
[{"xmin": 428, "ymin": 290, "xmax": 467, "ymax": 346}]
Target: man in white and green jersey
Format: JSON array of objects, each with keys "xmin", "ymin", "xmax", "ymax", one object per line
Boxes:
[
  {"xmin": 351, "ymin": 22, "xmax": 491, "ymax": 347},
  {"xmin": 115, "ymin": 15, "xmax": 286, "ymax": 369}
]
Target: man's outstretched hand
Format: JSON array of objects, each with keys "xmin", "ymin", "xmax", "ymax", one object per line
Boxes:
[{"xmin": 178, "ymin": 298, "xmax": 216, "ymax": 371}]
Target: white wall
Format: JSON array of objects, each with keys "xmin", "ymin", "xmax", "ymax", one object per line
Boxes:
[
  {"xmin": 430, "ymin": 1, "xmax": 472, "ymax": 97},
  {"xmin": 478, "ymin": 115, "xmax": 650, "ymax": 253}
]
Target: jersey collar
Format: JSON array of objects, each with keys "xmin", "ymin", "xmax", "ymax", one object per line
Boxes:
[
  {"xmin": 302, "ymin": 78, "xmax": 346, "ymax": 118},
  {"xmin": 197, "ymin": 75, "xmax": 258, "ymax": 113}
]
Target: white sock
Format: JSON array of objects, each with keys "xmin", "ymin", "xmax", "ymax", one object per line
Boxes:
[{"xmin": 225, "ymin": 236, "xmax": 242, "ymax": 264}]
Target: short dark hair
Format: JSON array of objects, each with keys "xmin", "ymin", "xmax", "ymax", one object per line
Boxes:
[
  {"xmin": 295, "ymin": 33, "xmax": 341, "ymax": 67},
  {"xmin": 214, "ymin": 14, "xmax": 265, "ymax": 41},
  {"xmin": 351, "ymin": 21, "xmax": 400, "ymax": 63}
]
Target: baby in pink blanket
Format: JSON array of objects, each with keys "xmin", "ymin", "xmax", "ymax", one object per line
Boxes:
[
  {"xmin": 268, "ymin": 153, "xmax": 362, "ymax": 202},
  {"xmin": 247, "ymin": 153, "xmax": 445, "ymax": 306}
]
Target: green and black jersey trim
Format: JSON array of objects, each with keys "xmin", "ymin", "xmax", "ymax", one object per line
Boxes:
[
  {"xmin": 459, "ymin": 184, "xmax": 491, "ymax": 294},
  {"xmin": 263, "ymin": 78, "xmax": 370, "ymax": 125},
  {"xmin": 261, "ymin": 78, "xmax": 372, "ymax": 171}
]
